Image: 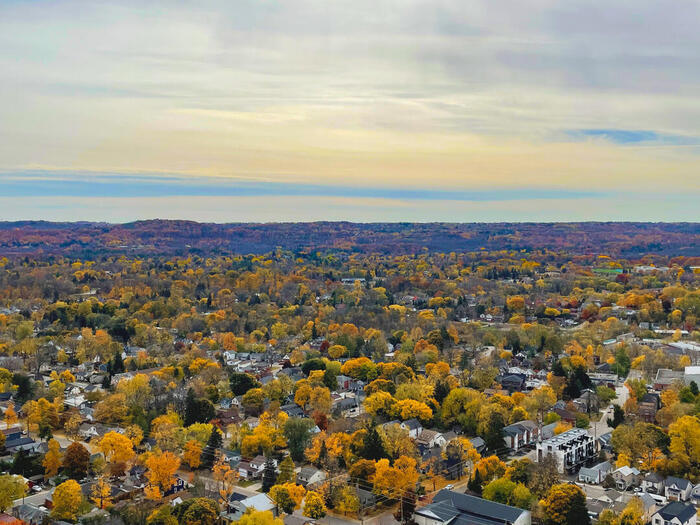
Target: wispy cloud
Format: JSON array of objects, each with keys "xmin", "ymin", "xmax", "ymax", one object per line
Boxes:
[{"xmin": 567, "ymin": 129, "xmax": 700, "ymax": 146}]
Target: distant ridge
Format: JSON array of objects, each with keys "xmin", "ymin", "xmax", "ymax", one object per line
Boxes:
[{"xmin": 0, "ymin": 221, "xmax": 697, "ymax": 257}]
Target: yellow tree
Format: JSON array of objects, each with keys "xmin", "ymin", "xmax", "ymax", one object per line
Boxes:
[
  {"xmin": 144, "ymin": 450, "xmax": 181, "ymax": 500},
  {"xmin": 303, "ymin": 490, "xmax": 327, "ymax": 519},
  {"xmin": 4, "ymin": 402, "xmax": 18, "ymax": 426},
  {"xmin": 213, "ymin": 454, "xmax": 239, "ymax": 505},
  {"xmin": 269, "ymin": 483, "xmax": 306, "ymax": 514},
  {"xmin": 184, "ymin": 439, "xmax": 203, "ymax": 469},
  {"xmin": 98, "ymin": 431, "xmax": 135, "ymax": 475},
  {"xmin": 91, "ymin": 476, "xmax": 113, "ymax": 509},
  {"xmin": 239, "ymin": 509, "xmax": 284, "ymax": 525},
  {"xmin": 42, "ymin": 438, "xmax": 62, "ymax": 479},
  {"xmin": 51, "ymin": 479, "xmax": 83, "ymax": 522},
  {"xmin": 668, "ymin": 415, "xmax": 700, "ymax": 478}
]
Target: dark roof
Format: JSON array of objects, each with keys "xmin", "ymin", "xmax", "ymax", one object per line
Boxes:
[
  {"xmin": 417, "ymin": 490, "xmax": 527, "ymax": 525},
  {"xmin": 665, "ymin": 476, "xmax": 693, "ymax": 490},
  {"xmin": 403, "ymin": 418, "xmax": 422, "ymax": 430},
  {"xmin": 656, "ymin": 502, "xmax": 696, "ymax": 523}
]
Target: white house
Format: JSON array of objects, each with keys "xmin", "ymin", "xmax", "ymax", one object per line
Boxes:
[{"xmin": 651, "ymin": 502, "xmax": 697, "ymax": 525}]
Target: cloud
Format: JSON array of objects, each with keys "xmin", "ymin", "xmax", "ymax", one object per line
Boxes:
[{"xmin": 0, "ymin": 0, "xmax": 698, "ymax": 220}]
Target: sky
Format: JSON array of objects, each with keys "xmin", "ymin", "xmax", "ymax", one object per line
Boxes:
[{"xmin": 0, "ymin": 0, "xmax": 699, "ymax": 222}]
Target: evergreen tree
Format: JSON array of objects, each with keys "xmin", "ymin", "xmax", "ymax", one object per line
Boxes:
[
  {"xmin": 200, "ymin": 428, "xmax": 222, "ymax": 469},
  {"xmin": 261, "ymin": 456, "xmax": 277, "ymax": 493},
  {"xmin": 113, "ymin": 351, "xmax": 125, "ymax": 374},
  {"xmin": 277, "ymin": 455, "xmax": 296, "ymax": 484},
  {"xmin": 468, "ymin": 469, "xmax": 482, "ymax": 495},
  {"xmin": 361, "ymin": 426, "xmax": 387, "ymax": 461}
]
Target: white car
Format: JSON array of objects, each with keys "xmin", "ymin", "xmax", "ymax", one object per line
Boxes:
[{"xmin": 445, "ymin": 484, "xmax": 454, "ymax": 490}]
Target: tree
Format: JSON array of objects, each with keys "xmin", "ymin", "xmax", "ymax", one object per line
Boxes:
[
  {"xmin": 542, "ymin": 483, "xmax": 590, "ymax": 525},
  {"xmin": 394, "ymin": 488, "xmax": 417, "ymax": 524},
  {"xmin": 277, "ymin": 455, "xmax": 295, "ymax": 484},
  {"xmin": 334, "ymin": 486, "xmax": 360, "ymax": 516},
  {"xmin": 360, "ymin": 425, "xmax": 387, "ymax": 461},
  {"xmin": 4, "ymin": 402, "xmax": 17, "ymax": 426},
  {"xmin": 483, "ymin": 478, "xmax": 517, "ymax": 505},
  {"xmin": 667, "ymin": 415, "xmax": 700, "ymax": 479},
  {"xmin": 91, "ymin": 476, "xmax": 113, "ymax": 509},
  {"xmin": 0, "ymin": 474, "xmax": 26, "ymax": 512},
  {"xmin": 63, "ymin": 441, "xmax": 90, "ymax": 479},
  {"xmin": 51, "ymin": 479, "xmax": 83, "ymax": 522},
  {"xmin": 173, "ymin": 497, "xmax": 220, "ymax": 525},
  {"xmin": 230, "ymin": 373, "xmax": 261, "ymax": 396},
  {"xmin": 238, "ymin": 509, "xmax": 284, "ymax": 525},
  {"xmin": 529, "ymin": 453, "xmax": 560, "ymax": 498},
  {"xmin": 212, "ymin": 454, "xmax": 238, "ymax": 505},
  {"xmin": 303, "ymin": 490, "xmax": 327, "ymax": 519},
  {"xmin": 269, "ymin": 483, "xmax": 306, "ymax": 514},
  {"xmin": 607, "ymin": 405, "xmax": 625, "ymax": 428},
  {"xmin": 98, "ymin": 431, "xmax": 135, "ymax": 475},
  {"xmin": 468, "ymin": 468, "xmax": 483, "ymax": 494},
  {"xmin": 184, "ymin": 439, "xmax": 203, "ymax": 470},
  {"xmin": 619, "ymin": 498, "xmax": 645, "ymax": 525},
  {"xmin": 478, "ymin": 405, "xmax": 506, "ymax": 453},
  {"xmin": 42, "ymin": 438, "xmax": 62, "ymax": 479},
  {"xmin": 200, "ymin": 427, "xmax": 223, "ymax": 468},
  {"xmin": 185, "ymin": 388, "xmax": 216, "ymax": 426},
  {"xmin": 145, "ymin": 451, "xmax": 181, "ymax": 500},
  {"xmin": 242, "ymin": 388, "xmax": 266, "ymax": 416},
  {"xmin": 262, "ymin": 455, "xmax": 277, "ymax": 493}
]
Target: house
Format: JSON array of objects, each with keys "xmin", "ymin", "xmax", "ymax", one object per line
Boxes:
[
  {"xmin": 336, "ymin": 397, "xmax": 361, "ymax": 418},
  {"xmin": 469, "ymin": 437, "xmax": 486, "ymax": 454},
  {"xmin": 502, "ymin": 420, "xmax": 538, "ymax": 451},
  {"xmin": 414, "ymin": 490, "xmax": 530, "ymax": 525},
  {"xmin": 536, "ymin": 428, "xmax": 597, "ymax": 474},
  {"xmin": 638, "ymin": 393, "xmax": 661, "ymax": 423},
  {"xmin": 573, "ymin": 389, "xmax": 599, "ymax": 413},
  {"xmin": 4, "ymin": 436, "xmax": 41, "ymax": 454},
  {"xmin": 280, "ymin": 403, "xmax": 305, "ymax": 418},
  {"xmin": 598, "ymin": 432, "xmax": 613, "ymax": 453},
  {"xmin": 226, "ymin": 493, "xmax": 276, "ymax": 520},
  {"xmin": 417, "ymin": 430, "xmax": 446, "ymax": 449},
  {"xmin": 664, "ymin": 477, "xmax": 693, "ymax": 502},
  {"xmin": 643, "ymin": 472, "xmax": 665, "ymax": 494},
  {"xmin": 578, "ymin": 461, "xmax": 612, "ymax": 484},
  {"xmin": 401, "ymin": 419, "xmax": 423, "ymax": 439},
  {"xmin": 500, "ymin": 374, "xmax": 526, "ymax": 393},
  {"xmin": 651, "ymin": 502, "xmax": 697, "ymax": 525},
  {"xmin": 297, "ymin": 466, "xmax": 326, "ymax": 487},
  {"xmin": 612, "ymin": 466, "xmax": 642, "ymax": 490},
  {"xmin": 654, "ymin": 369, "xmax": 684, "ymax": 391},
  {"xmin": 238, "ymin": 455, "xmax": 276, "ymax": 480}
]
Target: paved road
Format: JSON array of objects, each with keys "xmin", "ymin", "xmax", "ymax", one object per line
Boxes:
[{"xmin": 590, "ymin": 381, "xmax": 629, "ymax": 439}]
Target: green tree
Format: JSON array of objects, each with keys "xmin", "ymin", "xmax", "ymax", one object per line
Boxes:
[
  {"xmin": 277, "ymin": 456, "xmax": 296, "ymax": 484},
  {"xmin": 0, "ymin": 474, "xmax": 27, "ymax": 512},
  {"xmin": 284, "ymin": 417, "xmax": 314, "ymax": 462}
]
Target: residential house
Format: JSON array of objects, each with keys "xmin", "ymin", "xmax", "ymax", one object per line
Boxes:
[
  {"xmin": 654, "ymin": 369, "xmax": 684, "ymax": 391},
  {"xmin": 665, "ymin": 477, "xmax": 694, "ymax": 502},
  {"xmin": 573, "ymin": 389, "xmax": 599, "ymax": 413},
  {"xmin": 414, "ymin": 490, "xmax": 531, "ymax": 525},
  {"xmin": 226, "ymin": 493, "xmax": 277, "ymax": 521},
  {"xmin": 638, "ymin": 393, "xmax": 661, "ymax": 423},
  {"xmin": 500, "ymin": 374, "xmax": 526, "ymax": 393},
  {"xmin": 297, "ymin": 466, "xmax": 326, "ymax": 487},
  {"xmin": 469, "ymin": 436, "xmax": 486, "ymax": 455},
  {"xmin": 643, "ymin": 472, "xmax": 665, "ymax": 495},
  {"xmin": 651, "ymin": 502, "xmax": 697, "ymax": 525},
  {"xmin": 612, "ymin": 466, "xmax": 642, "ymax": 490},
  {"xmin": 416, "ymin": 430, "xmax": 446, "ymax": 449},
  {"xmin": 401, "ymin": 419, "xmax": 423, "ymax": 439},
  {"xmin": 578, "ymin": 461, "xmax": 612, "ymax": 485},
  {"xmin": 502, "ymin": 420, "xmax": 538, "ymax": 451}
]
